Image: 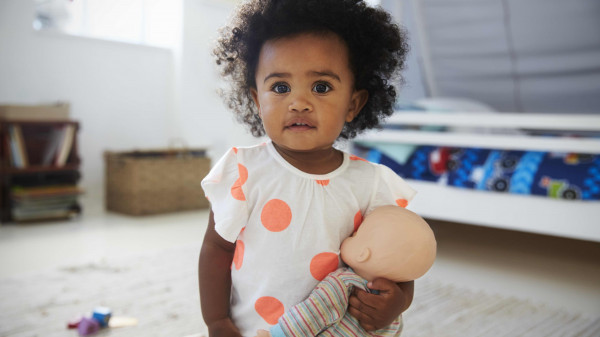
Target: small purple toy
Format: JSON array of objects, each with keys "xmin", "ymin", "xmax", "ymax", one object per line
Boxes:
[{"xmin": 77, "ymin": 317, "xmax": 100, "ymax": 336}]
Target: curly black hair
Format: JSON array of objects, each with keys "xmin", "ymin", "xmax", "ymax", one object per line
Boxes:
[{"xmin": 213, "ymin": 0, "xmax": 409, "ymax": 139}]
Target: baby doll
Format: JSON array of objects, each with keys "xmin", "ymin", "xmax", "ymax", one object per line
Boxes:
[{"xmin": 255, "ymin": 206, "xmax": 437, "ymax": 337}]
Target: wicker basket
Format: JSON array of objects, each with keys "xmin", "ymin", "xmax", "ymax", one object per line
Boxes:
[{"xmin": 105, "ymin": 149, "xmax": 210, "ymax": 215}]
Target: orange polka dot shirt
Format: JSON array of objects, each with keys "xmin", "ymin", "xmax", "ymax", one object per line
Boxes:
[{"xmin": 201, "ymin": 141, "xmax": 416, "ymax": 336}]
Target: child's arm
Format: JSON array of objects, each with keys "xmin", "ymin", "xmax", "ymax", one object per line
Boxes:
[
  {"xmin": 348, "ymin": 279, "xmax": 414, "ymax": 332},
  {"xmin": 199, "ymin": 210, "xmax": 242, "ymax": 337}
]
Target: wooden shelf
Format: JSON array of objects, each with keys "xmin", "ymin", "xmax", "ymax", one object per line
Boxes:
[
  {"xmin": 0, "ymin": 119, "xmax": 82, "ymax": 223},
  {"xmin": 2, "ymin": 164, "xmax": 80, "ymax": 175}
]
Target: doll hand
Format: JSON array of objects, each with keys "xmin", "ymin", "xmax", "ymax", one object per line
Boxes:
[
  {"xmin": 207, "ymin": 317, "xmax": 243, "ymax": 337},
  {"xmin": 255, "ymin": 329, "xmax": 272, "ymax": 337},
  {"xmin": 348, "ymin": 278, "xmax": 409, "ymax": 331}
]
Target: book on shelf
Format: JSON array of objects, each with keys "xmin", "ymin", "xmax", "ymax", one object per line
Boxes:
[
  {"xmin": 10, "ymin": 185, "xmax": 82, "ymax": 222},
  {"xmin": 11, "ymin": 185, "xmax": 83, "ymax": 198},
  {"xmin": 41, "ymin": 125, "xmax": 68, "ymax": 166},
  {"xmin": 12, "ymin": 208, "xmax": 79, "ymax": 222},
  {"xmin": 8, "ymin": 126, "xmax": 21, "ymax": 168},
  {"xmin": 8, "ymin": 125, "xmax": 28, "ymax": 168},
  {"xmin": 55, "ymin": 124, "xmax": 75, "ymax": 166}
]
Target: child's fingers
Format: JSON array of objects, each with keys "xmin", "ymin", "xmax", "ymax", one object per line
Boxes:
[
  {"xmin": 351, "ymin": 287, "xmax": 380, "ymax": 308},
  {"xmin": 350, "ymin": 281, "xmax": 405, "ymax": 330},
  {"xmin": 347, "ymin": 293, "xmax": 378, "ymax": 331},
  {"xmin": 350, "ymin": 288, "xmax": 377, "ymax": 311},
  {"xmin": 349, "ymin": 289, "xmax": 380, "ymax": 320}
]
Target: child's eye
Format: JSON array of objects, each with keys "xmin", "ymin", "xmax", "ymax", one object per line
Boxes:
[
  {"xmin": 271, "ymin": 83, "xmax": 290, "ymax": 94},
  {"xmin": 313, "ymin": 82, "xmax": 331, "ymax": 94}
]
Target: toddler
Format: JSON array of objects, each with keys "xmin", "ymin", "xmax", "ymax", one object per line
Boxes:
[{"xmin": 199, "ymin": 1, "xmax": 413, "ymax": 336}]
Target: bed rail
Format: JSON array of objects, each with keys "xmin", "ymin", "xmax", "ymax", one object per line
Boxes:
[{"xmin": 362, "ymin": 112, "xmax": 600, "ymax": 153}]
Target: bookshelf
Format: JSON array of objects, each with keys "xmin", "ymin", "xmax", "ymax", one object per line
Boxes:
[{"xmin": 0, "ymin": 120, "xmax": 82, "ymax": 223}]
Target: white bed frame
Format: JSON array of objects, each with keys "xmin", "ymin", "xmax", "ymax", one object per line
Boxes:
[{"xmin": 355, "ymin": 112, "xmax": 600, "ymax": 242}]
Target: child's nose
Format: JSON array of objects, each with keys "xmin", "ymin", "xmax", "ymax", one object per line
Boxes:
[{"xmin": 288, "ymin": 93, "xmax": 313, "ymax": 113}]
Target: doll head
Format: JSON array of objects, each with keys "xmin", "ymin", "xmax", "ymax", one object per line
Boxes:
[{"xmin": 340, "ymin": 206, "xmax": 436, "ymax": 282}]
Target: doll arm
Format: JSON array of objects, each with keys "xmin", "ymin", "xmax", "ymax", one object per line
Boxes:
[
  {"xmin": 199, "ymin": 210, "xmax": 242, "ymax": 337},
  {"xmin": 271, "ymin": 270, "xmax": 352, "ymax": 337}
]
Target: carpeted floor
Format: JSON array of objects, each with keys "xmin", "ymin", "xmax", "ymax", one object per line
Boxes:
[{"xmin": 1, "ymin": 244, "xmax": 598, "ymax": 337}]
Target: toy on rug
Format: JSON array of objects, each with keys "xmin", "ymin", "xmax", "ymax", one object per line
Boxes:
[
  {"xmin": 77, "ymin": 317, "xmax": 101, "ymax": 336},
  {"xmin": 67, "ymin": 307, "xmax": 137, "ymax": 336},
  {"xmin": 256, "ymin": 205, "xmax": 437, "ymax": 337}
]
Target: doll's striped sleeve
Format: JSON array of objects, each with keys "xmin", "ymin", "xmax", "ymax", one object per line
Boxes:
[{"xmin": 272, "ymin": 269, "xmax": 366, "ymax": 337}]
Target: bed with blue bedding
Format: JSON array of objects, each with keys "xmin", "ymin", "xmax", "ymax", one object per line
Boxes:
[{"xmin": 351, "ymin": 108, "xmax": 600, "ymax": 242}]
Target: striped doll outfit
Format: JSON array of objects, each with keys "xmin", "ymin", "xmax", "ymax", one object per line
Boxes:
[{"xmin": 269, "ymin": 268, "xmax": 403, "ymax": 337}]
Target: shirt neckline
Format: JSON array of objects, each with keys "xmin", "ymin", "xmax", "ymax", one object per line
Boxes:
[{"xmin": 266, "ymin": 141, "xmax": 350, "ymax": 180}]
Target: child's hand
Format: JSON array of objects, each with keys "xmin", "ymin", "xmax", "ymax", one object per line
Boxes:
[
  {"xmin": 255, "ymin": 329, "xmax": 272, "ymax": 337},
  {"xmin": 348, "ymin": 278, "xmax": 413, "ymax": 331},
  {"xmin": 207, "ymin": 317, "xmax": 243, "ymax": 337}
]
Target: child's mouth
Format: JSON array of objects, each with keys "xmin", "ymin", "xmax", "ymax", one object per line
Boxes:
[
  {"xmin": 288, "ymin": 123, "xmax": 313, "ymax": 130},
  {"xmin": 286, "ymin": 121, "xmax": 315, "ymax": 131}
]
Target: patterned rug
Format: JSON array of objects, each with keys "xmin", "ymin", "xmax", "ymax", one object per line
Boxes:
[{"xmin": 1, "ymin": 244, "xmax": 598, "ymax": 337}]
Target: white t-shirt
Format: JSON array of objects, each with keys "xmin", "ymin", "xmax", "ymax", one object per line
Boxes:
[{"xmin": 201, "ymin": 141, "xmax": 416, "ymax": 337}]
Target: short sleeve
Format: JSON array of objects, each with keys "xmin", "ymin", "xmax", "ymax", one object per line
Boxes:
[
  {"xmin": 368, "ymin": 164, "xmax": 417, "ymax": 214},
  {"xmin": 201, "ymin": 148, "xmax": 249, "ymax": 243}
]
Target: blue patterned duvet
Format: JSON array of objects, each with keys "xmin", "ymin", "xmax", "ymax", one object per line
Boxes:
[{"xmin": 353, "ymin": 143, "xmax": 600, "ymax": 201}]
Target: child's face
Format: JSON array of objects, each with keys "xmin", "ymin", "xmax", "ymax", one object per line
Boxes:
[{"xmin": 250, "ymin": 32, "xmax": 368, "ymax": 153}]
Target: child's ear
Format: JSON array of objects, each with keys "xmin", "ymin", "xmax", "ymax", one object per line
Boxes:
[
  {"xmin": 356, "ymin": 247, "xmax": 371, "ymax": 263},
  {"xmin": 346, "ymin": 89, "xmax": 369, "ymax": 122},
  {"xmin": 250, "ymin": 88, "xmax": 261, "ymax": 117}
]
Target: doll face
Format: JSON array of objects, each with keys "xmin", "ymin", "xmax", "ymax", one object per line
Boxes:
[{"xmin": 250, "ymin": 32, "xmax": 367, "ymax": 153}]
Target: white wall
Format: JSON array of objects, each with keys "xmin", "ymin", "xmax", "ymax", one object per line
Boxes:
[
  {"xmin": 0, "ymin": 0, "xmax": 258, "ymax": 210},
  {"xmin": 385, "ymin": 0, "xmax": 428, "ymax": 101},
  {"xmin": 179, "ymin": 0, "xmax": 258, "ymax": 159}
]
